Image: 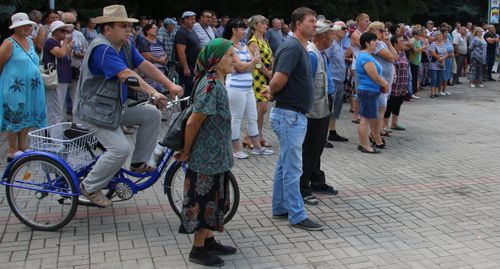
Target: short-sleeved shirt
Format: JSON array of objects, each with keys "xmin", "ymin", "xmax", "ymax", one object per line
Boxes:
[
  {"xmin": 88, "ymin": 43, "xmax": 145, "ymax": 103},
  {"xmin": 188, "ymin": 78, "xmax": 233, "ymax": 175},
  {"xmin": 325, "ymin": 39, "xmax": 347, "ymax": 82},
  {"xmin": 429, "ymin": 42, "xmax": 448, "ymax": 70},
  {"xmin": 192, "ymin": 23, "xmax": 215, "ymax": 47},
  {"xmin": 273, "ymin": 37, "xmax": 313, "ymax": 113},
  {"xmin": 483, "ymin": 32, "xmax": 498, "ymax": 55},
  {"xmin": 265, "ymin": 28, "xmax": 284, "ymax": 53},
  {"xmin": 409, "ymin": 38, "xmax": 422, "ymax": 65},
  {"xmin": 373, "ymin": 41, "xmax": 394, "ymax": 84},
  {"xmin": 174, "ymin": 26, "xmax": 201, "ymax": 70},
  {"xmin": 453, "ymin": 34, "xmax": 468, "ymax": 55},
  {"xmin": 42, "ymin": 38, "xmax": 72, "ymax": 83},
  {"xmin": 356, "ymin": 52, "xmax": 382, "ymax": 93}
]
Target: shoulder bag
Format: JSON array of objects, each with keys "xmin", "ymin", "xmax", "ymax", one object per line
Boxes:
[
  {"xmin": 160, "ymin": 88, "xmax": 195, "ymax": 150},
  {"xmin": 39, "ymin": 39, "xmax": 58, "ymax": 90}
]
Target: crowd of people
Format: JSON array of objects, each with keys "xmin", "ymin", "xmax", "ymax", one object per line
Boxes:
[{"xmin": 0, "ymin": 4, "xmax": 499, "ymax": 267}]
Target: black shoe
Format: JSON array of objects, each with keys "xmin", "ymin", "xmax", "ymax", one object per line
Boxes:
[
  {"xmin": 303, "ymin": 195, "xmax": 319, "ymax": 205},
  {"xmin": 488, "ymin": 78, "xmax": 496, "ymax": 81},
  {"xmin": 272, "ymin": 213, "xmax": 288, "ymax": 219},
  {"xmin": 291, "ymin": 218, "xmax": 324, "ymax": 231},
  {"xmin": 311, "ymin": 184, "xmax": 339, "ymax": 195},
  {"xmin": 204, "ymin": 237, "xmax": 237, "ymax": 255},
  {"xmin": 324, "ymin": 141, "xmax": 334, "ymax": 148},
  {"xmin": 329, "ymin": 134, "xmax": 349, "ymax": 142},
  {"xmin": 189, "ymin": 246, "xmax": 225, "ymax": 267}
]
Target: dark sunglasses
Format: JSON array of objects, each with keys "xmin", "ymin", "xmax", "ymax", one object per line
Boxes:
[{"xmin": 341, "ymin": 26, "xmax": 348, "ymax": 31}]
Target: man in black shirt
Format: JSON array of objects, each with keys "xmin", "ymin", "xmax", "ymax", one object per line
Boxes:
[
  {"xmin": 484, "ymin": 25, "xmax": 499, "ymax": 81},
  {"xmin": 175, "ymin": 11, "xmax": 201, "ymax": 96},
  {"xmin": 268, "ymin": 7, "xmax": 323, "ymax": 231}
]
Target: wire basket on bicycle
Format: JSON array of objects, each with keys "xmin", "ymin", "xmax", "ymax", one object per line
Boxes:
[{"xmin": 28, "ymin": 122, "xmax": 98, "ymax": 170}]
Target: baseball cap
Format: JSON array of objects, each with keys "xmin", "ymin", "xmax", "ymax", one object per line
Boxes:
[
  {"xmin": 182, "ymin": 11, "xmax": 196, "ymax": 19},
  {"xmin": 164, "ymin": 18, "xmax": 177, "ymax": 25},
  {"xmin": 316, "ymin": 19, "xmax": 333, "ymax": 34}
]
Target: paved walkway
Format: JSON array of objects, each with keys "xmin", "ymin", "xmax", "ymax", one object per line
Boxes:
[{"xmin": 0, "ymin": 80, "xmax": 500, "ymax": 269}]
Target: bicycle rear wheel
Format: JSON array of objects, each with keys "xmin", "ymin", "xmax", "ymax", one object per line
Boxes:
[
  {"xmin": 5, "ymin": 155, "xmax": 78, "ymax": 231},
  {"xmin": 165, "ymin": 162, "xmax": 239, "ymax": 224}
]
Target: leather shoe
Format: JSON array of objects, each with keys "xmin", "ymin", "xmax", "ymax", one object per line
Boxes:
[{"xmin": 324, "ymin": 141, "xmax": 334, "ymax": 148}]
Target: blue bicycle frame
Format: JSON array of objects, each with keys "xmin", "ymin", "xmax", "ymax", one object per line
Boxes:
[{"xmin": 1, "ymin": 145, "xmax": 186, "ymax": 198}]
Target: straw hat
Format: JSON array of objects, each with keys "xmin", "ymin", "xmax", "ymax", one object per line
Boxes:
[
  {"xmin": 94, "ymin": 5, "xmax": 138, "ymax": 24},
  {"xmin": 9, "ymin": 12, "xmax": 36, "ymax": 29}
]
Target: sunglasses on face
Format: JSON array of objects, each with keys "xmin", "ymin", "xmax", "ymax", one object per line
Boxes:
[
  {"xmin": 115, "ymin": 23, "xmax": 132, "ymax": 29},
  {"xmin": 341, "ymin": 26, "xmax": 348, "ymax": 31}
]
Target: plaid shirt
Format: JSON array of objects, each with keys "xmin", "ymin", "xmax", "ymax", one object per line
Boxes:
[
  {"xmin": 391, "ymin": 51, "xmax": 409, "ymax": 96},
  {"xmin": 158, "ymin": 26, "xmax": 178, "ymax": 62}
]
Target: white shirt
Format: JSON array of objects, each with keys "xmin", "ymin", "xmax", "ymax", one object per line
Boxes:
[{"xmin": 70, "ymin": 30, "xmax": 89, "ymax": 68}]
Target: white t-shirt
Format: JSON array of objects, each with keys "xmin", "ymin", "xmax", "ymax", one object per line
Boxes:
[{"xmin": 453, "ymin": 34, "xmax": 468, "ymax": 55}]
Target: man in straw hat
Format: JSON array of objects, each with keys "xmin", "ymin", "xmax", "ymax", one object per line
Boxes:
[{"xmin": 74, "ymin": 5, "xmax": 183, "ymax": 207}]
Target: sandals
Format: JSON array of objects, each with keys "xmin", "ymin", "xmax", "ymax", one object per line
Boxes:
[
  {"xmin": 380, "ymin": 130, "xmax": 391, "ymax": 137},
  {"xmin": 242, "ymin": 142, "xmax": 254, "ymax": 149},
  {"xmin": 351, "ymin": 118, "xmax": 360, "ymax": 124},
  {"xmin": 260, "ymin": 141, "xmax": 272, "ymax": 148},
  {"xmin": 80, "ymin": 183, "xmax": 112, "ymax": 207}
]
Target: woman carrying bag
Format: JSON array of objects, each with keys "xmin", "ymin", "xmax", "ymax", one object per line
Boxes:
[{"xmin": 0, "ymin": 12, "xmax": 47, "ymax": 162}]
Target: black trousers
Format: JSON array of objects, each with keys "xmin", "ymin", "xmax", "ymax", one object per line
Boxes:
[
  {"xmin": 384, "ymin": 95, "xmax": 405, "ymax": 118},
  {"xmin": 300, "ymin": 116, "xmax": 330, "ymax": 197}
]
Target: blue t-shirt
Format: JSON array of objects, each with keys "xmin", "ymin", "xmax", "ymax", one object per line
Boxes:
[
  {"xmin": 88, "ymin": 43, "xmax": 144, "ymax": 103},
  {"xmin": 42, "ymin": 38, "xmax": 72, "ymax": 83},
  {"xmin": 356, "ymin": 52, "xmax": 382, "ymax": 92},
  {"xmin": 326, "ymin": 40, "xmax": 347, "ymax": 82}
]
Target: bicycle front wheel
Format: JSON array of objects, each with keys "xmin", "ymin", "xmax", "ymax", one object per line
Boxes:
[
  {"xmin": 165, "ymin": 162, "xmax": 240, "ymax": 224},
  {"xmin": 5, "ymin": 155, "xmax": 78, "ymax": 231}
]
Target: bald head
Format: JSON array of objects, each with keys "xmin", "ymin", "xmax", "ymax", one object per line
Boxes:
[{"xmin": 332, "ymin": 20, "xmax": 347, "ymax": 40}]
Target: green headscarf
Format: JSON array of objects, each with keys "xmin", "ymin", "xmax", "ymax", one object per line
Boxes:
[{"xmin": 193, "ymin": 38, "xmax": 233, "ymax": 93}]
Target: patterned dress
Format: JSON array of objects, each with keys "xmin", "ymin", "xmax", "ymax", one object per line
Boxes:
[
  {"xmin": 248, "ymin": 36, "xmax": 273, "ymax": 102},
  {"xmin": 0, "ymin": 38, "xmax": 47, "ymax": 132},
  {"xmin": 179, "ymin": 78, "xmax": 233, "ymax": 234}
]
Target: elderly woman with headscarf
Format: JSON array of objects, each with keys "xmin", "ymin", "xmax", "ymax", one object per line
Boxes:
[
  {"xmin": 175, "ymin": 38, "xmax": 238, "ymax": 267},
  {"xmin": 0, "ymin": 13, "xmax": 47, "ymax": 162}
]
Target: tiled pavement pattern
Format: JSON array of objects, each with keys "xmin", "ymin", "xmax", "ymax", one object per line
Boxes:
[{"xmin": 0, "ymin": 80, "xmax": 499, "ymax": 269}]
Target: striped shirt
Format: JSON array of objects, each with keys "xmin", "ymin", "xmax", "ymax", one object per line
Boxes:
[{"xmin": 226, "ymin": 43, "xmax": 253, "ymax": 90}]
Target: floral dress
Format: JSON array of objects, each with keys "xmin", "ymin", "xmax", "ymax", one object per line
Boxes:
[
  {"xmin": 179, "ymin": 78, "xmax": 233, "ymax": 234},
  {"xmin": 0, "ymin": 38, "xmax": 47, "ymax": 132},
  {"xmin": 248, "ymin": 36, "xmax": 273, "ymax": 102}
]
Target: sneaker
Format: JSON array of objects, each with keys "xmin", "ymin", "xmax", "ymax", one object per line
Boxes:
[
  {"xmin": 479, "ymin": 84, "xmax": 485, "ymax": 88},
  {"xmin": 311, "ymin": 184, "xmax": 339, "ymax": 195},
  {"xmin": 80, "ymin": 183, "xmax": 112, "ymax": 207},
  {"xmin": 233, "ymin": 151, "xmax": 249, "ymax": 159},
  {"xmin": 444, "ymin": 90, "xmax": 452, "ymax": 95},
  {"xmin": 291, "ymin": 218, "xmax": 324, "ymax": 231},
  {"xmin": 251, "ymin": 147, "xmax": 274, "ymax": 155},
  {"xmin": 439, "ymin": 91, "xmax": 446, "ymax": 96},
  {"xmin": 470, "ymin": 84, "xmax": 476, "ymax": 88},
  {"xmin": 411, "ymin": 94, "xmax": 420, "ymax": 99},
  {"xmin": 189, "ymin": 246, "xmax": 225, "ymax": 266},
  {"xmin": 303, "ymin": 195, "xmax": 319, "ymax": 205},
  {"xmin": 329, "ymin": 133, "xmax": 349, "ymax": 142}
]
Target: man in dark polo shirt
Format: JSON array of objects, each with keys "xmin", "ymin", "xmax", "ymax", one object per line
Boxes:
[
  {"xmin": 268, "ymin": 7, "xmax": 323, "ymax": 231},
  {"xmin": 175, "ymin": 11, "xmax": 201, "ymax": 97}
]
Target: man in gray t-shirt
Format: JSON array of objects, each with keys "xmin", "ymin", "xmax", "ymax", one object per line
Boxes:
[
  {"xmin": 268, "ymin": 7, "xmax": 323, "ymax": 232},
  {"xmin": 265, "ymin": 18, "xmax": 284, "ymax": 53}
]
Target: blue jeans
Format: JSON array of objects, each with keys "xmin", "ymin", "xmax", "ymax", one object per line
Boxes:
[{"xmin": 269, "ymin": 107, "xmax": 308, "ymax": 225}]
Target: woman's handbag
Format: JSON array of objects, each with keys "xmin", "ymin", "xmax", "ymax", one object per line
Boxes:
[
  {"xmin": 40, "ymin": 62, "xmax": 58, "ymax": 90},
  {"xmin": 160, "ymin": 89, "xmax": 196, "ymax": 151}
]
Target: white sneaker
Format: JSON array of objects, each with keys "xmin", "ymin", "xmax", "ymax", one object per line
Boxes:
[
  {"xmin": 233, "ymin": 151, "xmax": 249, "ymax": 159},
  {"xmin": 251, "ymin": 147, "xmax": 274, "ymax": 155},
  {"xmin": 439, "ymin": 91, "xmax": 446, "ymax": 96},
  {"xmin": 479, "ymin": 84, "xmax": 485, "ymax": 88},
  {"xmin": 470, "ymin": 84, "xmax": 476, "ymax": 88},
  {"xmin": 444, "ymin": 90, "xmax": 452, "ymax": 95},
  {"xmin": 411, "ymin": 94, "xmax": 420, "ymax": 99}
]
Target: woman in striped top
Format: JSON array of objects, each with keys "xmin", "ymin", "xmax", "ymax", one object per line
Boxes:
[
  {"xmin": 138, "ymin": 24, "xmax": 167, "ymax": 93},
  {"xmin": 223, "ymin": 18, "xmax": 273, "ymax": 159}
]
